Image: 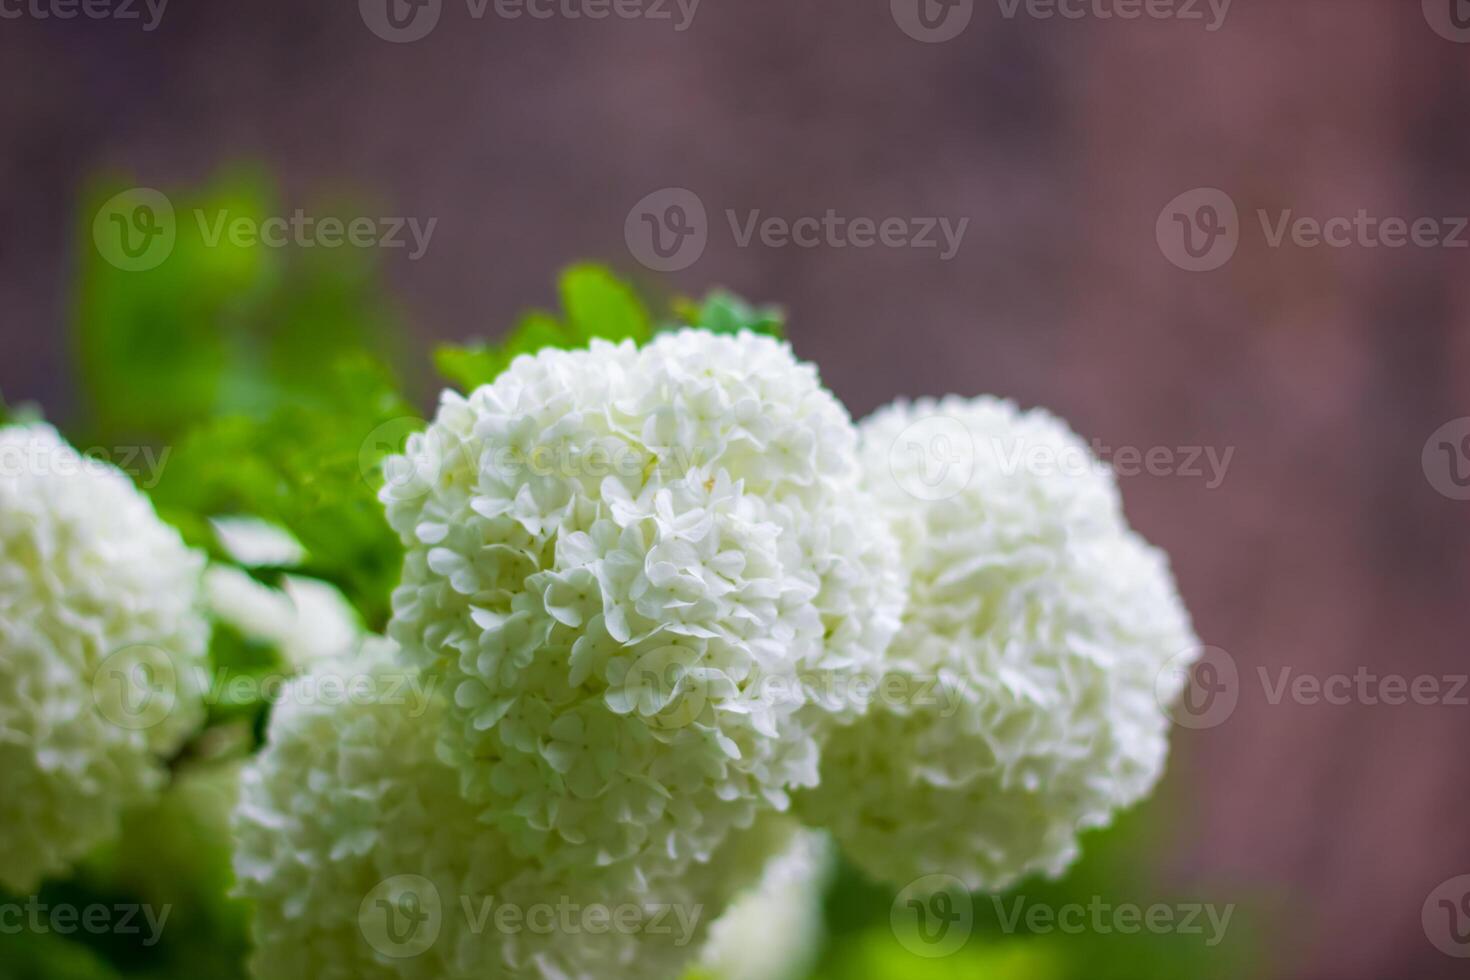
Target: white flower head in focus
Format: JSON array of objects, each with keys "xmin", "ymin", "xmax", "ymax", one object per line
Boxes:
[
  {"xmin": 0, "ymin": 423, "xmax": 208, "ymax": 891},
  {"xmin": 381, "ymin": 330, "xmax": 903, "ymax": 884},
  {"xmin": 798, "ymin": 396, "xmax": 1199, "ymax": 891}
]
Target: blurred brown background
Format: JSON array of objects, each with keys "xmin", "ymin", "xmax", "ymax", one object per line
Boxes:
[{"xmin": 3, "ymin": 2, "xmax": 1469, "ymax": 977}]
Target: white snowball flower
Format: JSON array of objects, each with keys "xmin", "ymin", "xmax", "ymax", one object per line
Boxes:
[
  {"xmin": 234, "ymin": 646, "xmax": 792, "ymax": 980},
  {"xmin": 797, "ymin": 396, "xmax": 1198, "ymax": 892},
  {"xmin": 0, "ymin": 423, "xmax": 208, "ymax": 891},
  {"xmin": 381, "ymin": 330, "xmax": 903, "ymax": 885},
  {"xmin": 696, "ymin": 829, "xmax": 832, "ymax": 980}
]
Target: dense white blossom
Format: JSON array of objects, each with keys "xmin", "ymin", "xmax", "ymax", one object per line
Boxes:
[
  {"xmin": 798, "ymin": 397, "xmax": 1198, "ymax": 891},
  {"xmin": 234, "ymin": 647, "xmax": 790, "ymax": 980},
  {"xmin": 381, "ymin": 330, "xmax": 903, "ymax": 885},
  {"xmin": 0, "ymin": 424, "xmax": 208, "ymax": 891}
]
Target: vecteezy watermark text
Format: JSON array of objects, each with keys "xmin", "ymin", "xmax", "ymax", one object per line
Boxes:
[
  {"xmin": 890, "ymin": 0, "xmax": 1228, "ymax": 43},
  {"xmin": 0, "ymin": 442, "xmax": 170, "ymax": 489},
  {"xmin": 992, "ymin": 435, "xmax": 1234, "ymax": 489},
  {"xmin": 358, "ymin": 875, "xmax": 702, "ymax": 959},
  {"xmin": 359, "ymin": 0, "xmax": 699, "ymax": 42},
  {"xmin": 92, "ymin": 648, "xmax": 438, "ymax": 732},
  {"xmin": 0, "ymin": 898, "xmax": 170, "ymax": 947},
  {"xmin": 192, "ymin": 209, "xmax": 436, "ymax": 260},
  {"xmin": 993, "ymin": 0, "xmax": 1229, "ymax": 30},
  {"xmin": 990, "ymin": 895, "xmax": 1234, "ymax": 946},
  {"xmin": 884, "ymin": 414, "xmax": 1235, "ymax": 503},
  {"xmin": 0, "ymin": 0, "xmax": 167, "ymax": 30}
]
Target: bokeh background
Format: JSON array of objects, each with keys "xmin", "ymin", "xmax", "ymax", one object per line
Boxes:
[{"xmin": 3, "ymin": 2, "xmax": 1470, "ymax": 978}]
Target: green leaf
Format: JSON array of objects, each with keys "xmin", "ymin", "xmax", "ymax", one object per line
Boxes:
[
  {"xmin": 433, "ymin": 343, "xmax": 504, "ymax": 393},
  {"xmin": 435, "ymin": 264, "xmax": 655, "ymax": 391},
  {"xmin": 674, "ymin": 289, "xmax": 785, "ymax": 338},
  {"xmin": 559, "ymin": 262, "xmax": 653, "ymax": 345}
]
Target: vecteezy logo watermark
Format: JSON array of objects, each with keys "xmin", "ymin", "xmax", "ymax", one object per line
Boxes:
[
  {"xmin": 360, "ymin": 875, "xmax": 443, "ymax": 959},
  {"xmin": 891, "ymin": 0, "xmax": 974, "ymax": 43},
  {"xmin": 994, "ymin": 0, "xmax": 1230, "ymax": 30},
  {"xmin": 0, "ymin": 0, "xmax": 168, "ymax": 30},
  {"xmin": 888, "ymin": 415, "xmax": 976, "ymax": 502},
  {"xmin": 608, "ymin": 645, "xmax": 714, "ymax": 730},
  {"xmin": 1160, "ymin": 187, "xmax": 1470, "ymax": 271},
  {"xmin": 359, "ymin": 0, "xmax": 442, "ymax": 42},
  {"xmin": 1425, "ymin": 875, "xmax": 1470, "ymax": 958},
  {"xmin": 891, "ymin": 875, "xmax": 974, "ymax": 958},
  {"xmin": 990, "ymin": 896, "xmax": 1234, "ymax": 946},
  {"xmin": 92, "ymin": 644, "xmax": 185, "ymax": 732},
  {"xmin": 360, "ymin": 0, "xmax": 699, "ymax": 41},
  {"xmin": 93, "ymin": 189, "xmax": 437, "ymax": 271},
  {"xmin": 625, "ymin": 188, "xmax": 709, "ymax": 272},
  {"xmin": 1156, "ymin": 188, "xmax": 1239, "ymax": 272},
  {"xmin": 1157, "ymin": 645, "xmax": 1239, "ymax": 730},
  {"xmin": 0, "ymin": 898, "xmax": 171, "ymax": 946},
  {"xmin": 625, "ymin": 188, "xmax": 970, "ymax": 272},
  {"xmin": 1424, "ymin": 0, "xmax": 1470, "ymax": 43},
  {"xmin": 93, "ymin": 188, "xmax": 177, "ymax": 272},
  {"xmin": 1423, "ymin": 418, "xmax": 1470, "ymax": 501}
]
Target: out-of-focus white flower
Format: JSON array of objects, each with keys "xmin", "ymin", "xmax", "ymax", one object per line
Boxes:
[
  {"xmin": 0, "ymin": 423, "xmax": 208, "ymax": 891},
  {"xmin": 205, "ymin": 566, "xmax": 362, "ymax": 668},
  {"xmin": 798, "ymin": 397, "xmax": 1198, "ymax": 891},
  {"xmin": 696, "ymin": 829, "xmax": 832, "ymax": 980},
  {"xmin": 381, "ymin": 330, "xmax": 903, "ymax": 886},
  {"xmin": 234, "ymin": 646, "xmax": 791, "ymax": 980},
  {"xmin": 211, "ymin": 515, "xmax": 307, "ymax": 568}
]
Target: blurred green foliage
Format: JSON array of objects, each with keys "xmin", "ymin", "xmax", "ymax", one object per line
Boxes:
[
  {"xmin": 434, "ymin": 264, "xmax": 784, "ymax": 393},
  {"xmin": 810, "ymin": 806, "xmax": 1263, "ymax": 980}
]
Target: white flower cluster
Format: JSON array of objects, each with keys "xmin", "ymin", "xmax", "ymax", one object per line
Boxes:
[
  {"xmin": 381, "ymin": 330, "xmax": 903, "ymax": 884},
  {"xmin": 234, "ymin": 645, "xmax": 784, "ymax": 980},
  {"xmin": 798, "ymin": 396, "xmax": 1198, "ymax": 891},
  {"xmin": 0, "ymin": 424, "xmax": 208, "ymax": 892}
]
